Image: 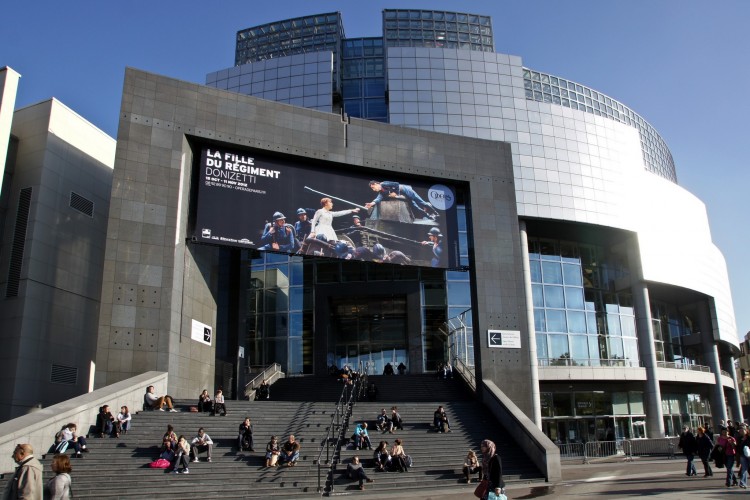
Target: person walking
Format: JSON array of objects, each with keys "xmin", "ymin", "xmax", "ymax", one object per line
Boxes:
[
  {"xmin": 696, "ymin": 426, "xmax": 714, "ymax": 477},
  {"xmin": 717, "ymin": 427, "xmax": 738, "ymax": 487},
  {"xmin": 737, "ymin": 426, "xmax": 750, "ymax": 488},
  {"xmin": 480, "ymin": 439, "xmax": 505, "ymax": 500},
  {"xmin": 678, "ymin": 425, "xmax": 698, "ymax": 476},
  {"xmin": 6, "ymin": 444, "xmax": 43, "ymax": 499},
  {"xmin": 45, "ymin": 454, "xmax": 73, "ymax": 499}
]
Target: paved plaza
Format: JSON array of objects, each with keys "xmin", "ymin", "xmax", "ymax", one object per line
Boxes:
[{"xmin": 348, "ymin": 457, "xmax": 748, "ymax": 499}]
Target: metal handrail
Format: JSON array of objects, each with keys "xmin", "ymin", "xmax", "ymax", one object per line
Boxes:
[
  {"xmin": 453, "ymin": 356, "xmax": 476, "ymax": 390},
  {"xmin": 243, "ymin": 363, "xmax": 282, "ymax": 399},
  {"xmin": 316, "ymin": 373, "xmax": 362, "ymax": 494}
]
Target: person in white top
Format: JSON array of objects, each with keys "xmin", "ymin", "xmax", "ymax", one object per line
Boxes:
[
  {"xmin": 212, "ymin": 389, "xmax": 227, "ymax": 416},
  {"xmin": 115, "ymin": 406, "xmax": 132, "ymax": 436},
  {"xmin": 310, "ymin": 197, "xmax": 359, "ymax": 242},
  {"xmin": 191, "ymin": 428, "xmax": 214, "ymax": 462}
]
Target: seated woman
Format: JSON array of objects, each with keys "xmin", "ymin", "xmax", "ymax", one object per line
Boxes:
[
  {"xmin": 198, "ymin": 389, "xmax": 212, "ymax": 413},
  {"xmin": 57, "ymin": 423, "xmax": 89, "ymax": 458},
  {"xmin": 211, "ymin": 389, "xmax": 227, "ymax": 416},
  {"xmin": 374, "ymin": 440, "xmax": 391, "ymax": 471},
  {"xmin": 265, "ymin": 436, "xmax": 281, "ymax": 467},
  {"xmin": 390, "ymin": 439, "xmax": 409, "ymax": 472},
  {"xmin": 463, "ymin": 449, "xmax": 482, "ymax": 483},
  {"xmin": 115, "ymin": 406, "xmax": 131, "ymax": 436},
  {"xmin": 161, "ymin": 424, "xmax": 177, "ymax": 452},
  {"xmin": 173, "ymin": 436, "xmax": 191, "ymax": 474}
]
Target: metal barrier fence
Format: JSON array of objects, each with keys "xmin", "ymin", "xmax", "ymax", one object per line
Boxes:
[
  {"xmin": 557, "ymin": 443, "xmax": 585, "ymax": 460},
  {"xmin": 623, "ymin": 437, "xmax": 678, "ymax": 461},
  {"xmin": 557, "ymin": 437, "xmax": 679, "ymax": 464},
  {"xmin": 584, "ymin": 440, "xmax": 623, "ymax": 463}
]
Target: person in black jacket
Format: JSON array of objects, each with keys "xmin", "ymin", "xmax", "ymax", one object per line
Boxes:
[
  {"xmin": 696, "ymin": 426, "xmax": 714, "ymax": 477},
  {"xmin": 480, "ymin": 439, "xmax": 505, "ymax": 499},
  {"xmin": 238, "ymin": 417, "xmax": 254, "ymax": 451},
  {"xmin": 679, "ymin": 425, "xmax": 698, "ymax": 476}
]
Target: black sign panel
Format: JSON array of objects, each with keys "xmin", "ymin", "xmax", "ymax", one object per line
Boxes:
[{"xmin": 193, "ymin": 146, "xmax": 459, "ymax": 268}]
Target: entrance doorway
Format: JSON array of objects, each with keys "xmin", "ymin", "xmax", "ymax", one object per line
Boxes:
[{"xmin": 329, "ymin": 296, "xmax": 408, "ymax": 375}]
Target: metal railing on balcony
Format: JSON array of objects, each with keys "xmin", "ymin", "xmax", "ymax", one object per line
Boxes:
[
  {"xmin": 538, "ymin": 358, "xmax": 642, "ymax": 368},
  {"xmin": 656, "ymin": 361, "xmax": 712, "ymax": 373}
]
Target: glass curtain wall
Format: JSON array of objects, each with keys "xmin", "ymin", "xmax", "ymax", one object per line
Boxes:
[
  {"xmin": 529, "ymin": 238, "xmax": 639, "ymax": 368},
  {"xmin": 651, "ymin": 302, "xmax": 703, "ymax": 367},
  {"xmin": 541, "ymin": 391, "xmax": 646, "ymax": 443},
  {"xmin": 342, "ymin": 38, "xmax": 387, "ymax": 121}
]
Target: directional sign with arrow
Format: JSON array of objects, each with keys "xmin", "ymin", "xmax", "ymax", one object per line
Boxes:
[{"xmin": 487, "ymin": 330, "xmax": 521, "ymax": 349}]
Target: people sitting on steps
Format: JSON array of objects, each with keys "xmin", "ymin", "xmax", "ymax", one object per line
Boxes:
[
  {"xmin": 265, "ymin": 436, "xmax": 281, "ymax": 467},
  {"xmin": 191, "ymin": 427, "xmax": 214, "ymax": 463},
  {"xmin": 144, "ymin": 385, "xmax": 178, "ymax": 412},
  {"xmin": 279, "ymin": 434, "xmax": 300, "ymax": 467},
  {"xmin": 353, "ymin": 422, "xmax": 372, "ymax": 450},
  {"xmin": 211, "ymin": 389, "xmax": 227, "ymax": 416},
  {"xmin": 238, "ymin": 417, "xmax": 254, "ymax": 451},
  {"xmin": 256, "ymin": 379, "xmax": 270, "ymax": 401},
  {"xmin": 161, "ymin": 424, "xmax": 177, "ymax": 453},
  {"xmin": 54, "ymin": 423, "xmax": 89, "ymax": 458},
  {"xmin": 95, "ymin": 405, "xmax": 115, "ymax": 438},
  {"xmin": 374, "ymin": 440, "xmax": 391, "ymax": 471},
  {"xmin": 115, "ymin": 406, "xmax": 131, "ymax": 436},
  {"xmin": 376, "ymin": 408, "xmax": 390, "ymax": 432},
  {"xmin": 390, "ymin": 406, "xmax": 404, "ymax": 433},
  {"xmin": 198, "ymin": 389, "xmax": 212, "ymax": 413},
  {"xmin": 347, "ymin": 456, "xmax": 374, "ymax": 490},
  {"xmin": 433, "ymin": 405, "xmax": 451, "ymax": 433}
]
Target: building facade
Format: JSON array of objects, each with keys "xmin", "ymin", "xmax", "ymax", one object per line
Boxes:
[
  {"xmin": 0, "ymin": 68, "xmax": 115, "ymax": 421},
  {"xmin": 200, "ymin": 9, "xmax": 742, "ymax": 442}
]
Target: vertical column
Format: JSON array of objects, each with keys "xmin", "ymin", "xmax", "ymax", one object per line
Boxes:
[
  {"xmin": 628, "ymin": 243, "xmax": 664, "ymax": 438},
  {"xmin": 0, "ymin": 67, "xmax": 21, "ymax": 199},
  {"xmin": 519, "ymin": 222, "xmax": 541, "ymax": 428},
  {"xmin": 725, "ymin": 356, "xmax": 743, "ymax": 422},
  {"xmin": 697, "ymin": 304, "xmax": 729, "ymax": 422}
]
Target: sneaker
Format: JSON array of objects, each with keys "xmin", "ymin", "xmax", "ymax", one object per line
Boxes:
[
  {"xmin": 173, "ymin": 469, "xmax": 180, "ymax": 474},
  {"xmin": 359, "ymin": 485, "xmax": 365, "ymax": 490},
  {"xmin": 158, "ymin": 408, "xmax": 165, "ymax": 412},
  {"xmin": 169, "ymin": 409, "xmax": 179, "ymax": 413},
  {"xmin": 191, "ymin": 459, "xmax": 199, "ymax": 463},
  {"xmin": 207, "ymin": 458, "xmax": 212, "ymax": 462},
  {"xmin": 183, "ymin": 468, "xmax": 189, "ymax": 474}
]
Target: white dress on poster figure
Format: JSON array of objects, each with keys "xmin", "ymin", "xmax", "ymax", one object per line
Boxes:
[{"xmin": 310, "ymin": 197, "xmax": 359, "ymax": 242}]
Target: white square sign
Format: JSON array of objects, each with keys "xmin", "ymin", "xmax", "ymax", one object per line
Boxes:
[{"xmin": 192, "ymin": 319, "xmax": 213, "ymax": 346}]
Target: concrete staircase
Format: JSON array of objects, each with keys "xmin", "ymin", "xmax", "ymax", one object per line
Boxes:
[{"xmin": 0, "ymin": 375, "xmax": 546, "ymax": 498}]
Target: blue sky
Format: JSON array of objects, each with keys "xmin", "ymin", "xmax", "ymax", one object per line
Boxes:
[{"xmin": 2, "ymin": 1, "xmax": 748, "ymax": 339}]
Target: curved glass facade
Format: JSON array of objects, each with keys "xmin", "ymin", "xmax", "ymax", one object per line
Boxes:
[
  {"xmin": 383, "ymin": 9, "xmax": 494, "ymax": 52},
  {"xmin": 522, "ymin": 68, "xmax": 677, "ymax": 183}
]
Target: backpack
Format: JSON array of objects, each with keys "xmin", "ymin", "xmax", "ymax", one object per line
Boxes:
[
  {"xmin": 149, "ymin": 458, "xmax": 171, "ymax": 469},
  {"xmin": 404, "ymin": 455, "xmax": 413, "ymax": 468},
  {"xmin": 54, "ymin": 440, "xmax": 69, "ymax": 454}
]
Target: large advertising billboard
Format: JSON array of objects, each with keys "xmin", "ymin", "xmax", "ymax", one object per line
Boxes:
[{"xmin": 193, "ymin": 145, "xmax": 459, "ymax": 268}]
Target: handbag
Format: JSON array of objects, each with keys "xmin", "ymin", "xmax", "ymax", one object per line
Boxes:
[{"xmin": 473, "ymin": 478, "xmax": 489, "ymax": 499}]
